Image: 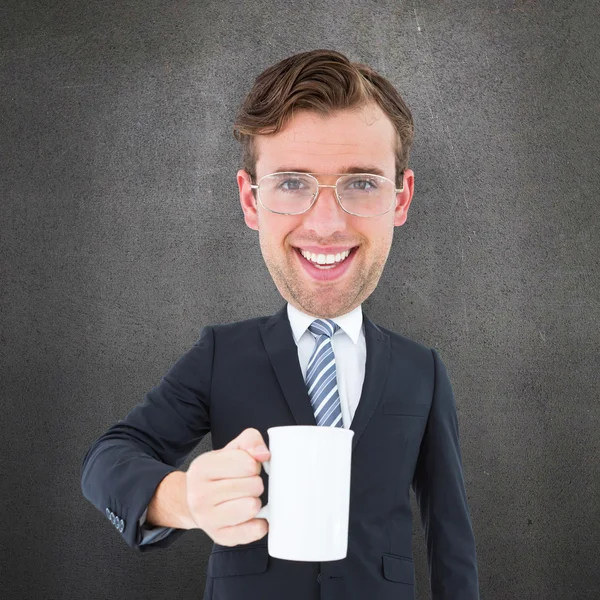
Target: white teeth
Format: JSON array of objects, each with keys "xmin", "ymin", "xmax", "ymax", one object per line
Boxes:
[{"xmin": 300, "ymin": 249, "xmax": 352, "ymax": 265}]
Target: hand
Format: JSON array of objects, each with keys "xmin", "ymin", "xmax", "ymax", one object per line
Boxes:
[{"xmin": 185, "ymin": 427, "xmax": 270, "ymax": 547}]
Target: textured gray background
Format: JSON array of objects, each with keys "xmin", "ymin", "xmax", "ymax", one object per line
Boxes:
[{"xmin": 1, "ymin": 0, "xmax": 599, "ymax": 599}]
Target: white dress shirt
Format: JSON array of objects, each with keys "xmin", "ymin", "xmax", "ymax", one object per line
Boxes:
[
  {"xmin": 286, "ymin": 302, "xmax": 367, "ymax": 428},
  {"xmin": 139, "ymin": 302, "xmax": 367, "ymax": 544}
]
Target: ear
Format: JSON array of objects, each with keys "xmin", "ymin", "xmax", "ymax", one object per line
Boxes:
[
  {"xmin": 393, "ymin": 169, "xmax": 414, "ymax": 227},
  {"xmin": 238, "ymin": 169, "xmax": 259, "ymax": 231}
]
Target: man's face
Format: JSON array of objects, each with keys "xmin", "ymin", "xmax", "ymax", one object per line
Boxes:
[{"xmin": 238, "ymin": 102, "xmax": 414, "ymax": 319}]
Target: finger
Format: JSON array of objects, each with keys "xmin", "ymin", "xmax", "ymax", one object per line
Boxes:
[
  {"xmin": 217, "ymin": 518, "xmax": 269, "ymax": 546},
  {"xmin": 223, "ymin": 427, "xmax": 269, "ymax": 455},
  {"xmin": 210, "ymin": 475, "xmax": 264, "ymax": 506},
  {"xmin": 203, "ymin": 449, "xmax": 262, "ymax": 480},
  {"xmin": 211, "ymin": 496, "xmax": 263, "ymax": 529}
]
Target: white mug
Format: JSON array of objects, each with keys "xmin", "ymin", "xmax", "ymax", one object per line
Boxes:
[{"xmin": 255, "ymin": 425, "xmax": 354, "ymax": 561}]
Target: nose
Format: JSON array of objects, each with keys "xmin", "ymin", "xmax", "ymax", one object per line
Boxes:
[{"xmin": 301, "ymin": 184, "xmax": 348, "ymax": 235}]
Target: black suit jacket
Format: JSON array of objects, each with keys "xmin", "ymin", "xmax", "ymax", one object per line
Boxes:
[{"xmin": 81, "ymin": 303, "xmax": 479, "ymax": 600}]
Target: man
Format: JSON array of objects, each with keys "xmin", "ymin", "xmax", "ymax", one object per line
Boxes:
[{"xmin": 81, "ymin": 49, "xmax": 479, "ymax": 599}]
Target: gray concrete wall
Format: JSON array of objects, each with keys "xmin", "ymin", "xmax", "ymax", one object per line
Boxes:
[{"xmin": 1, "ymin": 1, "xmax": 598, "ymax": 598}]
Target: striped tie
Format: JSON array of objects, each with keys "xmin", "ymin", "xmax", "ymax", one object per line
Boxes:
[{"xmin": 306, "ymin": 319, "xmax": 344, "ymax": 428}]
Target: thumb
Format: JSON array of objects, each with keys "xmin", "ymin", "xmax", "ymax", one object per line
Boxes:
[{"xmin": 223, "ymin": 427, "xmax": 270, "ymax": 459}]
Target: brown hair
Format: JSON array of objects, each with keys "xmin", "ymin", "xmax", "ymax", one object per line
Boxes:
[{"xmin": 232, "ymin": 49, "xmax": 414, "ymax": 190}]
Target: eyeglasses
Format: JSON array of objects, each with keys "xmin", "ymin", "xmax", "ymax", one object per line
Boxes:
[{"xmin": 250, "ymin": 171, "xmax": 405, "ymax": 217}]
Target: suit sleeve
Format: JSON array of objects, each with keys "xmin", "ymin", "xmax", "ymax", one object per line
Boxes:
[
  {"xmin": 80, "ymin": 325, "xmax": 214, "ymax": 553},
  {"xmin": 138, "ymin": 507, "xmax": 177, "ymax": 545},
  {"xmin": 411, "ymin": 348, "xmax": 480, "ymax": 599}
]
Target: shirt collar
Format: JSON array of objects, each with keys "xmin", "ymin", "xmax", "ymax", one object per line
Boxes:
[{"xmin": 286, "ymin": 302, "xmax": 363, "ymax": 345}]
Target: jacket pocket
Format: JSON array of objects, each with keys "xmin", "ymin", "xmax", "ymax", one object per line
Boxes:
[
  {"xmin": 208, "ymin": 544, "xmax": 269, "ymax": 578},
  {"xmin": 381, "ymin": 553, "xmax": 415, "ymax": 585},
  {"xmin": 382, "ymin": 402, "xmax": 429, "ymax": 417}
]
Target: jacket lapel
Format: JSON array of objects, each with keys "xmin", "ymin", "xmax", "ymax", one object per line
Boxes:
[
  {"xmin": 349, "ymin": 311, "xmax": 391, "ymax": 450},
  {"xmin": 259, "ymin": 304, "xmax": 317, "ymax": 427},
  {"xmin": 259, "ymin": 303, "xmax": 391, "ymax": 451}
]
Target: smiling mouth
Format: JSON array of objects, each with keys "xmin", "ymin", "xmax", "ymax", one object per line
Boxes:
[{"xmin": 294, "ymin": 246, "xmax": 358, "ymax": 269}]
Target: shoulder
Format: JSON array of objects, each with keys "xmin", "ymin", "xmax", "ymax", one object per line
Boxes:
[
  {"xmin": 370, "ymin": 320, "xmax": 432, "ymax": 357},
  {"xmin": 200, "ymin": 313, "xmax": 272, "ymax": 342},
  {"xmin": 369, "ymin": 322, "xmax": 457, "ymax": 402},
  {"xmin": 368, "ymin": 320, "xmax": 448, "ymax": 381},
  {"xmin": 210, "ymin": 313, "xmax": 271, "ymax": 331}
]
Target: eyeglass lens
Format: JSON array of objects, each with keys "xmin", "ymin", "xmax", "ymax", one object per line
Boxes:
[{"xmin": 258, "ymin": 173, "xmax": 395, "ymax": 216}]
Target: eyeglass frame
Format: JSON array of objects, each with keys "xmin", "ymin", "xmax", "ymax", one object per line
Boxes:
[{"xmin": 249, "ymin": 171, "xmax": 405, "ymax": 217}]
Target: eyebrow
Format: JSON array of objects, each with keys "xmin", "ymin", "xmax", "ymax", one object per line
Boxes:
[{"xmin": 273, "ymin": 165, "xmax": 387, "ymax": 177}]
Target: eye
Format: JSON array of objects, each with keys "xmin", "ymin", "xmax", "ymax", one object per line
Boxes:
[
  {"xmin": 274, "ymin": 174, "xmax": 313, "ymax": 192},
  {"xmin": 344, "ymin": 177, "xmax": 379, "ymax": 191},
  {"xmin": 355, "ymin": 179, "xmax": 375, "ymax": 189},
  {"xmin": 280, "ymin": 178, "xmax": 305, "ymax": 191}
]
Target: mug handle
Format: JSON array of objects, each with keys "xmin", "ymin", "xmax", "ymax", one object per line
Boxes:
[{"xmin": 255, "ymin": 459, "xmax": 270, "ymax": 520}]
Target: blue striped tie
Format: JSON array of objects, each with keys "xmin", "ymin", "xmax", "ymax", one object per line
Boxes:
[{"xmin": 306, "ymin": 319, "xmax": 344, "ymax": 428}]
